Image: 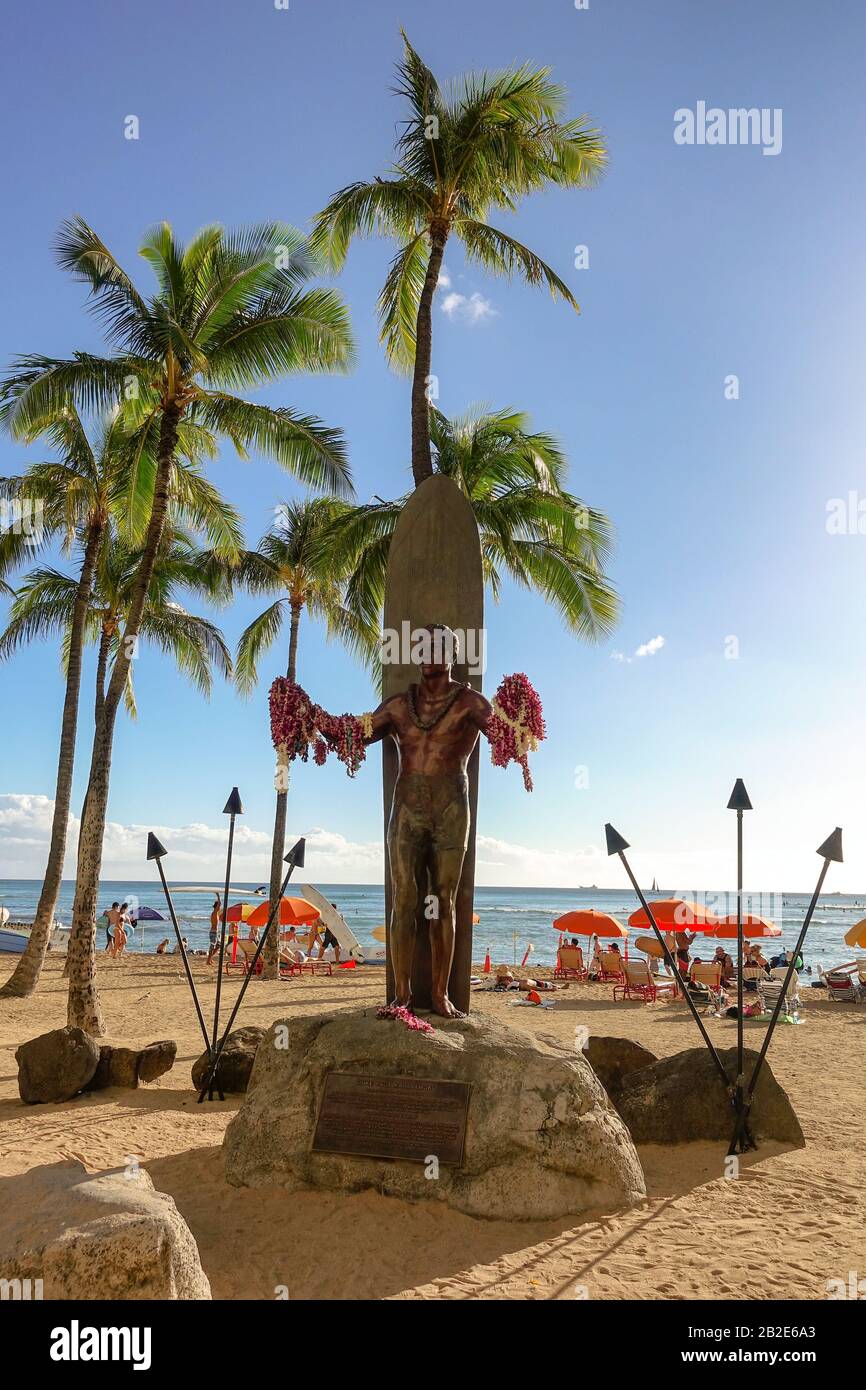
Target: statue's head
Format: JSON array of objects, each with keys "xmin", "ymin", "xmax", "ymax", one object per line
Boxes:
[{"xmin": 418, "ymin": 622, "xmax": 457, "ymax": 679}]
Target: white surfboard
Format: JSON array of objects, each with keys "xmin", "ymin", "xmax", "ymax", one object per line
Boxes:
[{"xmin": 298, "ymin": 885, "xmax": 368, "ymax": 961}]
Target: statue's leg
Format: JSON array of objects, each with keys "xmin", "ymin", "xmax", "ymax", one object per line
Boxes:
[
  {"xmin": 428, "ymin": 775, "xmax": 470, "ymax": 1019},
  {"xmin": 386, "ymin": 780, "xmax": 423, "ymax": 1008}
]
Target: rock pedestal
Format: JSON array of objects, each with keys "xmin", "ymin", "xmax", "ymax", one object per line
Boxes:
[
  {"xmin": 0, "ymin": 1160, "xmax": 211, "ymax": 1300},
  {"xmin": 224, "ymin": 1009, "xmax": 645, "ymax": 1221}
]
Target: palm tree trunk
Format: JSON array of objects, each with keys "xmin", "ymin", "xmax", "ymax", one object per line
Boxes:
[
  {"xmin": 66, "ymin": 404, "xmax": 181, "ymax": 1035},
  {"xmin": 0, "ymin": 519, "xmax": 104, "ymax": 1000},
  {"xmin": 410, "ymin": 225, "xmax": 448, "ymax": 487},
  {"xmin": 94, "ymin": 624, "xmax": 111, "ymax": 725},
  {"xmin": 262, "ymin": 600, "xmax": 302, "ymax": 980}
]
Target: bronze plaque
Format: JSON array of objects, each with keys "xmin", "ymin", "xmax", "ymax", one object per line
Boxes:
[{"xmin": 311, "ymin": 1071, "xmax": 470, "ymax": 1166}]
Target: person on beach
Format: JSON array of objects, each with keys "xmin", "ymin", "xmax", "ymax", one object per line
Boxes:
[
  {"xmin": 494, "ymin": 966, "xmax": 565, "ymax": 993},
  {"xmin": 111, "ymin": 905, "xmax": 129, "ymax": 959},
  {"xmin": 747, "ymin": 944, "xmax": 770, "ymax": 974},
  {"xmin": 104, "ymin": 901, "xmax": 121, "ymax": 951},
  {"xmin": 318, "ymin": 904, "xmax": 341, "ymax": 963},
  {"xmin": 156, "ymin": 938, "xmax": 169, "ymax": 954},
  {"xmin": 207, "ymin": 894, "xmax": 222, "ymax": 965},
  {"xmin": 712, "ymin": 945, "xmax": 735, "ymax": 982}
]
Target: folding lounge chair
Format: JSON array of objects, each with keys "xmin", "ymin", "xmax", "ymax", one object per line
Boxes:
[
  {"xmin": 689, "ymin": 961, "xmax": 724, "ymax": 1008},
  {"xmin": 614, "ymin": 958, "xmax": 678, "ymax": 1003},
  {"xmin": 598, "ymin": 949, "xmax": 626, "ymax": 984},
  {"xmin": 554, "ymin": 944, "xmax": 586, "ymax": 980},
  {"xmin": 297, "ymin": 956, "xmax": 333, "ymax": 977},
  {"xmin": 823, "ymin": 970, "xmax": 861, "ymax": 1002}
]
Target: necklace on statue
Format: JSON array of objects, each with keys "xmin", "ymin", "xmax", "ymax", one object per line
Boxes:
[{"xmin": 407, "ymin": 682, "xmax": 466, "ymax": 731}]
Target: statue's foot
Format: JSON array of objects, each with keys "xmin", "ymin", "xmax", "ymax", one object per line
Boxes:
[{"xmin": 431, "ymin": 993, "xmax": 465, "ymax": 1020}]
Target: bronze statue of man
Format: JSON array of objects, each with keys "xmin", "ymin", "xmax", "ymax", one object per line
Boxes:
[{"xmin": 366, "ymin": 624, "xmax": 491, "ymax": 1018}]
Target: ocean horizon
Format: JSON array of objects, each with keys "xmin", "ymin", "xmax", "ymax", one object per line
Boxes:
[{"xmin": 3, "ymin": 878, "xmax": 863, "ymax": 968}]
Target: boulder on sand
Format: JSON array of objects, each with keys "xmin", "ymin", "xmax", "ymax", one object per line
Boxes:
[
  {"xmin": 16, "ymin": 1026, "xmax": 100, "ymax": 1104},
  {"xmin": 614, "ymin": 1046, "xmax": 805, "ymax": 1146},
  {"xmin": 582, "ymin": 1036, "xmax": 657, "ymax": 1097},
  {"xmin": 191, "ymin": 1025, "xmax": 265, "ymax": 1094},
  {"xmin": 0, "ymin": 1160, "xmax": 211, "ymax": 1300},
  {"xmin": 224, "ymin": 1009, "xmax": 646, "ymax": 1221},
  {"xmin": 86, "ymin": 1039, "xmax": 177, "ymax": 1091}
]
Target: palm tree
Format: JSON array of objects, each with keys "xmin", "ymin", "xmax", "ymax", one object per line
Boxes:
[
  {"xmin": 328, "ymin": 406, "xmax": 619, "ymax": 650},
  {"xmin": 1, "ymin": 528, "xmax": 234, "ymax": 980},
  {"xmin": 234, "ymin": 498, "xmax": 377, "ymax": 978},
  {"xmin": 0, "ymin": 218, "xmax": 354, "ymax": 1033},
  {"xmin": 3, "ymin": 530, "xmax": 233, "ymax": 720},
  {"xmin": 0, "ymin": 405, "xmax": 241, "ymax": 999},
  {"xmin": 312, "ymin": 31, "xmax": 607, "ymax": 486}
]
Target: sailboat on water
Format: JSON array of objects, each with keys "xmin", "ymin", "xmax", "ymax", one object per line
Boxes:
[{"xmin": 650, "ymin": 877, "xmax": 659, "ymax": 893}]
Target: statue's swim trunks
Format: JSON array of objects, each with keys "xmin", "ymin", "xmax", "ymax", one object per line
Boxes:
[{"xmin": 387, "ymin": 771, "xmax": 470, "ymax": 859}]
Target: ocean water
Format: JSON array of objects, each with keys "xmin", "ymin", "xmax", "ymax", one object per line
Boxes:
[{"xmin": 1, "ymin": 880, "xmax": 864, "ymax": 970}]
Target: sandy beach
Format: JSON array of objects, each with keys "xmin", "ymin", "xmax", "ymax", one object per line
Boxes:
[{"xmin": 2, "ymin": 952, "xmax": 863, "ymax": 1301}]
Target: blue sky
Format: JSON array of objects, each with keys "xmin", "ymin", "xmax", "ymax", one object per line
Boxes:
[{"xmin": 2, "ymin": 0, "xmax": 866, "ymax": 891}]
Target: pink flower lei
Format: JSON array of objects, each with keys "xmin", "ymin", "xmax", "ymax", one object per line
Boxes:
[
  {"xmin": 269, "ymin": 677, "xmax": 373, "ymax": 778},
  {"xmin": 376, "ymin": 1004, "xmax": 434, "ymax": 1033},
  {"xmin": 486, "ymin": 672, "xmax": 546, "ymax": 792}
]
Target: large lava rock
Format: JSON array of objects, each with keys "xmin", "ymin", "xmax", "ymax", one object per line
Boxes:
[
  {"xmin": 614, "ymin": 1046, "xmax": 805, "ymax": 1146},
  {"xmin": 583, "ymin": 1036, "xmax": 657, "ymax": 1097},
  {"xmin": 87, "ymin": 1039, "xmax": 177, "ymax": 1091},
  {"xmin": 0, "ymin": 1160, "xmax": 210, "ymax": 1299},
  {"xmin": 16, "ymin": 1027, "xmax": 100, "ymax": 1104},
  {"xmin": 191, "ymin": 1026, "xmax": 265, "ymax": 1094},
  {"xmin": 224, "ymin": 1009, "xmax": 645, "ymax": 1221}
]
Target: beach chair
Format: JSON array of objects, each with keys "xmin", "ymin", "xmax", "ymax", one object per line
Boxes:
[
  {"xmin": 761, "ymin": 973, "xmax": 800, "ymax": 1017},
  {"xmin": 554, "ymin": 944, "xmax": 586, "ymax": 980},
  {"xmin": 689, "ymin": 961, "xmax": 724, "ymax": 1008},
  {"xmin": 823, "ymin": 970, "xmax": 861, "ymax": 1002},
  {"xmin": 598, "ymin": 949, "xmax": 626, "ymax": 984},
  {"xmin": 614, "ymin": 958, "xmax": 678, "ymax": 1003},
  {"xmin": 740, "ymin": 964, "xmax": 765, "ymax": 995},
  {"xmin": 297, "ymin": 957, "xmax": 333, "ymax": 977},
  {"xmin": 232, "ymin": 938, "xmax": 263, "ymax": 976}
]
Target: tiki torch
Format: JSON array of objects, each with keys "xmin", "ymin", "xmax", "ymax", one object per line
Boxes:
[
  {"xmin": 728, "ymin": 827, "xmax": 843, "ymax": 1155},
  {"xmin": 146, "ymin": 832, "xmax": 212, "ymax": 1060},
  {"xmin": 727, "ymin": 779, "xmax": 754, "ymax": 1152},
  {"xmin": 197, "ymin": 837, "xmax": 306, "ymax": 1103}
]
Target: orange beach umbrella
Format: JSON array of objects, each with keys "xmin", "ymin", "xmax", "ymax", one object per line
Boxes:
[
  {"xmin": 628, "ymin": 898, "xmax": 720, "ymax": 932},
  {"xmin": 245, "ymin": 896, "xmax": 320, "ymax": 928},
  {"xmin": 844, "ymin": 917, "xmax": 866, "ymax": 950},
  {"xmin": 225, "ymin": 901, "xmax": 259, "ymax": 924},
  {"xmin": 711, "ymin": 915, "xmax": 781, "ymax": 940},
  {"xmin": 553, "ymin": 909, "xmax": 628, "ymax": 939}
]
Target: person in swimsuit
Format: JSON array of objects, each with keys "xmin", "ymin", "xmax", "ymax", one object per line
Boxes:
[
  {"xmin": 207, "ymin": 894, "xmax": 221, "ymax": 965},
  {"xmin": 104, "ymin": 902, "xmax": 121, "ymax": 951},
  {"xmin": 365, "ymin": 623, "xmax": 492, "ymax": 1018}
]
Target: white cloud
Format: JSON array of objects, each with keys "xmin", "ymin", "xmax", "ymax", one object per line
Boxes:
[
  {"xmin": 437, "ymin": 265, "xmax": 451, "ymax": 288},
  {"xmin": 611, "ymin": 634, "xmax": 666, "ymax": 665},
  {"xmin": 635, "ymin": 634, "xmax": 665, "ymax": 658},
  {"xmin": 0, "ymin": 793, "xmax": 384, "ymax": 882},
  {"xmin": 440, "ymin": 290, "xmax": 496, "ymax": 324}
]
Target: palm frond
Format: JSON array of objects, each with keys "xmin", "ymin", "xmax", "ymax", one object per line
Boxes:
[
  {"xmin": 235, "ymin": 599, "xmax": 287, "ymax": 695},
  {"xmin": 194, "ymin": 393, "xmax": 353, "ymax": 497}
]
